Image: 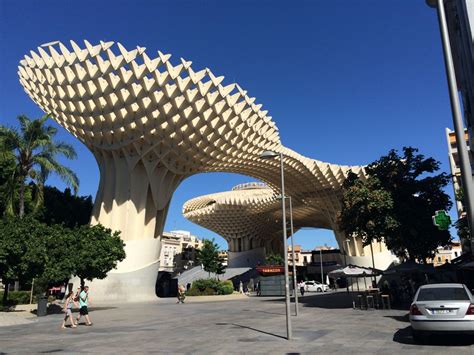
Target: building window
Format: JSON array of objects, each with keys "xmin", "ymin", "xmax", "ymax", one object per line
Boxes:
[
  {"xmin": 437, "ymin": 256, "xmax": 441, "ymax": 262},
  {"xmin": 454, "ymin": 251, "xmax": 458, "ymax": 257}
]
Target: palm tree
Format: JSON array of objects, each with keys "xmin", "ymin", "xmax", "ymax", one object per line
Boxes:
[{"xmin": 0, "ymin": 115, "xmax": 79, "ymax": 218}]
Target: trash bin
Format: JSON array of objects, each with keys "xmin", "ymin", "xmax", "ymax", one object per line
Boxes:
[{"xmin": 37, "ymin": 296, "xmax": 48, "ymax": 317}]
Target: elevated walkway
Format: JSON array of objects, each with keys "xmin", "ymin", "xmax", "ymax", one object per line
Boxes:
[{"xmin": 176, "ymin": 266, "xmax": 251, "ymax": 286}]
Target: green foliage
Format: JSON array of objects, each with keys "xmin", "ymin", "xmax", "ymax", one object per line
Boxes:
[
  {"xmin": 217, "ymin": 280, "xmax": 234, "ymax": 295},
  {"xmin": 40, "ymin": 224, "xmax": 78, "ymax": 284},
  {"xmin": 0, "ymin": 217, "xmax": 48, "ymax": 285},
  {"xmin": 36, "ymin": 186, "xmax": 93, "ymax": 228},
  {"xmin": 192, "ymin": 278, "xmax": 220, "ymax": 291},
  {"xmin": 187, "ymin": 278, "xmax": 234, "ymax": 296},
  {"xmin": 339, "ymin": 147, "xmax": 452, "ymax": 261},
  {"xmin": 196, "ymin": 239, "xmax": 226, "ymax": 276},
  {"xmin": 0, "ymin": 148, "xmax": 16, "ymax": 216},
  {"xmin": 0, "ymin": 115, "xmax": 79, "ymax": 217},
  {"xmin": 340, "ymin": 174, "xmax": 398, "ymax": 246},
  {"xmin": 0, "ymin": 291, "xmax": 31, "ymax": 305},
  {"xmin": 73, "ymin": 224, "xmax": 126, "ymax": 285},
  {"xmin": 455, "ymin": 216, "xmax": 471, "ymax": 253},
  {"xmin": 265, "ymin": 253, "xmax": 284, "ymax": 265},
  {"xmin": 454, "ymin": 189, "xmax": 471, "ymax": 253},
  {"xmin": 185, "ymin": 287, "xmax": 200, "ymax": 296},
  {"xmin": 0, "ymin": 217, "xmax": 125, "ymax": 304}
]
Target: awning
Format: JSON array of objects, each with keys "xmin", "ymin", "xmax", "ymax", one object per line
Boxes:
[
  {"xmin": 383, "ymin": 260, "xmax": 435, "ymax": 275},
  {"xmin": 460, "ymin": 261, "xmax": 474, "ymax": 270},
  {"xmin": 328, "ymin": 264, "xmax": 381, "ymax": 278}
]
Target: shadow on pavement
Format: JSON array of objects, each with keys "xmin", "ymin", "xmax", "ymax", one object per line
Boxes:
[
  {"xmin": 265, "ymin": 291, "xmax": 354, "ymax": 309},
  {"xmin": 242, "ymin": 308, "xmax": 285, "ymax": 316},
  {"xmin": 262, "ymin": 291, "xmax": 413, "ymax": 311},
  {"xmin": 215, "ymin": 322, "xmax": 286, "ymax": 339},
  {"xmin": 31, "ymin": 305, "xmax": 117, "ymax": 316},
  {"xmin": 393, "ymin": 326, "xmax": 474, "ymax": 346},
  {"xmin": 383, "ymin": 313, "xmax": 409, "ymax": 323}
]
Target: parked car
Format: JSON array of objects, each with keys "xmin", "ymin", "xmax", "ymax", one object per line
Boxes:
[
  {"xmin": 409, "ymin": 283, "xmax": 474, "ymax": 342},
  {"xmin": 304, "ymin": 281, "xmax": 329, "ymax": 292}
]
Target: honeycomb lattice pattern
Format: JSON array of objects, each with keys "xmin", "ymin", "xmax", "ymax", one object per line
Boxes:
[{"xmin": 18, "ymin": 40, "xmax": 367, "ymax": 256}]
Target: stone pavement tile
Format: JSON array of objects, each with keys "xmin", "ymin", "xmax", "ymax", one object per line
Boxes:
[
  {"xmin": 0, "ymin": 295, "xmax": 472, "ymax": 353},
  {"xmin": 0, "ymin": 312, "xmax": 36, "ymax": 327}
]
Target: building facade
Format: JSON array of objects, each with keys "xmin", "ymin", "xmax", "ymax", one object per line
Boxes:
[
  {"xmin": 288, "ymin": 245, "xmax": 313, "ymax": 266},
  {"xmin": 446, "ymin": 128, "xmax": 473, "ymax": 253},
  {"xmin": 444, "ymin": 0, "xmax": 474, "ymax": 144},
  {"xmin": 427, "ymin": 241, "xmax": 463, "ymax": 266},
  {"xmin": 446, "ymin": 128, "xmax": 473, "ymax": 216},
  {"xmin": 218, "ymin": 251, "xmax": 229, "ymax": 267},
  {"xmin": 158, "ymin": 230, "xmax": 203, "ymax": 273}
]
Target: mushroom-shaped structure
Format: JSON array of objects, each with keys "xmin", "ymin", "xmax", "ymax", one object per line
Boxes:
[
  {"xmin": 18, "ymin": 40, "xmax": 394, "ymax": 301},
  {"xmin": 184, "ymin": 176, "xmax": 394, "ymax": 269}
]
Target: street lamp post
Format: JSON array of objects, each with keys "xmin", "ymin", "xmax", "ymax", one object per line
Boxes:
[
  {"xmin": 345, "ymin": 238, "xmax": 350, "ymax": 293},
  {"xmin": 288, "ymin": 196, "xmax": 299, "ymax": 316},
  {"xmin": 259, "ymin": 150, "xmax": 292, "ymax": 340},
  {"xmin": 427, "ymin": 0, "xmax": 474, "ymax": 252},
  {"xmin": 320, "ymin": 248, "xmax": 324, "ymax": 284}
]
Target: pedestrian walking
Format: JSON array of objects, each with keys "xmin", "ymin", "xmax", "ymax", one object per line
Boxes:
[
  {"xmin": 61, "ymin": 291, "xmax": 77, "ymax": 329},
  {"xmin": 76, "ymin": 286, "xmax": 92, "ymax": 326},
  {"xmin": 239, "ymin": 281, "xmax": 243, "ymax": 294},
  {"xmin": 299, "ymin": 280, "xmax": 305, "ymax": 296},
  {"xmin": 177, "ymin": 284, "xmax": 186, "ymax": 304},
  {"xmin": 74, "ymin": 287, "xmax": 81, "ymax": 302}
]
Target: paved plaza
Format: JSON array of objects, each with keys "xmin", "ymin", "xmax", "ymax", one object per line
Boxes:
[{"xmin": 0, "ymin": 292, "xmax": 472, "ymax": 354}]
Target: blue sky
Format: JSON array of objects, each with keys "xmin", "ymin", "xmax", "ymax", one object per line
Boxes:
[{"xmin": 0, "ymin": 1, "xmax": 458, "ymax": 250}]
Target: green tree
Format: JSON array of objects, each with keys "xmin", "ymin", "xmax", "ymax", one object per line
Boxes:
[
  {"xmin": 37, "ymin": 186, "xmax": 93, "ymax": 228},
  {"xmin": 453, "ymin": 189, "xmax": 472, "ymax": 254},
  {"xmin": 0, "ymin": 146, "xmax": 17, "ymax": 216},
  {"xmin": 0, "ymin": 217, "xmax": 47, "ymax": 305},
  {"xmin": 339, "ymin": 147, "xmax": 452, "ymax": 261},
  {"xmin": 72, "ymin": 224, "xmax": 126, "ymax": 287},
  {"xmin": 215, "ymin": 255, "xmax": 227, "ymax": 280},
  {"xmin": 40, "ymin": 224, "xmax": 78, "ymax": 285},
  {"xmin": 196, "ymin": 239, "xmax": 226, "ymax": 278},
  {"xmin": 340, "ymin": 173, "xmax": 398, "ymax": 247},
  {"xmin": 265, "ymin": 253, "xmax": 284, "ymax": 265},
  {"xmin": 0, "ymin": 217, "xmax": 126, "ymax": 304},
  {"xmin": 454, "ymin": 216, "xmax": 471, "ymax": 253},
  {"xmin": 0, "ymin": 115, "xmax": 79, "ymax": 218}
]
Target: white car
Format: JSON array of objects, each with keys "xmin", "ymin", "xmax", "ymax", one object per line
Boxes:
[
  {"xmin": 304, "ymin": 281, "xmax": 329, "ymax": 292},
  {"xmin": 409, "ymin": 283, "xmax": 474, "ymax": 342}
]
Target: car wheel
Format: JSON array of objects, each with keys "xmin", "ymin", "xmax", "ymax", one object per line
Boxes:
[
  {"xmin": 317, "ymin": 287, "xmax": 322, "ymax": 292},
  {"xmin": 412, "ymin": 330, "xmax": 425, "ymax": 344}
]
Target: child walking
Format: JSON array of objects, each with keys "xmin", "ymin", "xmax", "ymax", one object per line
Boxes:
[{"xmin": 61, "ymin": 291, "xmax": 77, "ymax": 329}]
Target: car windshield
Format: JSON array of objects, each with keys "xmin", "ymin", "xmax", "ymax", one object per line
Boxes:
[{"xmin": 417, "ymin": 287, "xmax": 470, "ymax": 301}]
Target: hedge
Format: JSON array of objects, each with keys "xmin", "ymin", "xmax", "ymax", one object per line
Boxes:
[
  {"xmin": 0, "ymin": 291, "xmax": 56, "ymax": 306},
  {"xmin": 0, "ymin": 291, "xmax": 32, "ymax": 305},
  {"xmin": 187, "ymin": 279, "xmax": 234, "ymax": 296}
]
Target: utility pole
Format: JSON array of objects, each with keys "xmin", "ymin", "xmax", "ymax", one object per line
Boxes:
[
  {"xmin": 427, "ymin": 0, "xmax": 474, "ymax": 255},
  {"xmin": 320, "ymin": 248, "xmax": 324, "ymax": 284}
]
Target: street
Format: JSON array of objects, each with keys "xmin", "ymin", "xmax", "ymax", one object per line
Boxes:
[{"xmin": 1, "ymin": 292, "xmax": 472, "ymax": 354}]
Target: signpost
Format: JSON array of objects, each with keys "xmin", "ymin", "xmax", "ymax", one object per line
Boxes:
[{"xmin": 432, "ymin": 210, "xmax": 451, "ymax": 231}]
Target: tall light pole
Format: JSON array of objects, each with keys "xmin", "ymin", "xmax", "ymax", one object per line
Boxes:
[
  {"xmin": 288, "ymin": 196, "xmax": 299, "ymax": 316},
  {"xmin": 345, "ymin": 238, "xmax": 351, "ymax": 265},
  {"xmin": 427, "ymin": 0, "xmax": 474, "ymax": 253},
  {"xmin": 259, "ymin": 150, "xmax": 292, "ymax": 340},
  {"xmin": 345, "ymin": 238, "xmax": 350, "ymax": 293},
  {"xmin": 320, "ymin": 248, "xmax": 324, "ymax": 284}
]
